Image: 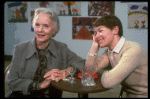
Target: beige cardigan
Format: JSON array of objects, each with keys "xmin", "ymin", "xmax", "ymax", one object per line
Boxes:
[{"xmin": 85, "ymin": 40, "xmax": 148, "ymax": 98}]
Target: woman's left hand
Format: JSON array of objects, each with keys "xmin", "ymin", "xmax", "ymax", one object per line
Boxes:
[
  {"xmin": 40, "ymin": 69, "xmax": 59, "ymax": 89},
  {"xmin": 44, "ymin": 69, "xmax": 62, "ymax": 82}
]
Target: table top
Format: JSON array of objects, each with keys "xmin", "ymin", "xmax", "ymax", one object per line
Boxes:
[{"xmin": 51, "ymin": 73, "xmax": 109, "ymax": 94}]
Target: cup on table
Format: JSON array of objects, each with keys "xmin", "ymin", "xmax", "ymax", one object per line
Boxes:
[{"xmin": 81, "ymin": 66, "xmax": 96, "ymax": 86}]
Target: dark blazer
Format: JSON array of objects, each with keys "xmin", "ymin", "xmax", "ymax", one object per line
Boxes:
[{"xmin": 6, "ymin": 38, "xmax": 85, "ymax": 97}]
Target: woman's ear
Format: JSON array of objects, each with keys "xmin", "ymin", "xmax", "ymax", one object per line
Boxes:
[
  {"xmin": 113, "ymin": 26, "xmax": 119, "ymax": 35},
  {"xmin": 52, "ymin": 29, "xmax": 57, "ymax": 37}
]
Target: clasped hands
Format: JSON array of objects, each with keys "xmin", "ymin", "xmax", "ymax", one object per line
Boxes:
[{"xmin": 40, "ymin": 68, "xmax": 71, "ymax": 89}]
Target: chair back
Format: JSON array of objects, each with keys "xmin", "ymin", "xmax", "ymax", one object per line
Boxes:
[
  {"xmin": 5, "ymin": 65, "xmax": 11, "ymax": 83},
  {"xmin": 119, "ymin": 86, "xmax": 124, "ymax": 98}
]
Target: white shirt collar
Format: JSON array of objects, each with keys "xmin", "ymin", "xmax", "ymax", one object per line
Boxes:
[{"xmin": 108, "ymin": 36, "xmax": 126, "ymax": 53}]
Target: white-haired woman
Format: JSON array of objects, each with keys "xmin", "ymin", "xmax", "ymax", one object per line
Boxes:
[{"xmin": 6, "ymin": 8, "xmax": 85, "ymax": 98}]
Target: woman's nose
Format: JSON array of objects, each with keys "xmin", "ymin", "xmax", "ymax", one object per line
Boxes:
[{"xmin": 38, "ymin": 26, "xmax": 43, "ymax": 32}]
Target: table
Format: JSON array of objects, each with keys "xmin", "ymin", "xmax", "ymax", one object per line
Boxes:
[{"xmin": 51, "ymin": 73, "xmax": 109, "ymax": 98}]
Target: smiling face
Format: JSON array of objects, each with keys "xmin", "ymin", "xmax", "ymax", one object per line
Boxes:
[
  {"xmin": 94, "ymin": 25, "xmax": 119, "ymax": 49},
  {"xmin": 34, "ymin": 12, "xmax": 56, "ymax": 44}
]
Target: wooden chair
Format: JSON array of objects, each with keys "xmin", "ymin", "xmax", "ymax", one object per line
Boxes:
[
  {"xmin": 5, "ymin": 65, "xmax": 11, "ymax": 83},
  {"xmin": 119, "ymin": 86, "xmax": 124, "ymax": 98}
]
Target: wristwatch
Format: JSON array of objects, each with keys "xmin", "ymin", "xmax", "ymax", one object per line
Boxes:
[{"xmin": 88, "ymin": 52, "xmax": 97, "ymax": 56}]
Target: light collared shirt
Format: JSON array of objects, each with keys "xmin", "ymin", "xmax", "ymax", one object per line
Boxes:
[
  {"xmin": 108, "ymin": 36, "xmax": 125, "ymax": 53},
  {"xmin": 108, "ymin": 36, "xmax": 125, "ymax": 68}
]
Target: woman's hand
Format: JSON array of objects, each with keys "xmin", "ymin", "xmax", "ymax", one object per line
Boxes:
[
  {"xmin": 93, "ymin": 32, "xmax": 99, "ymax": 44},
  {"xmin": 90, "ymin": 33, "xmax": 100, "ymax": 53},
  {"xmin": 40, "ymin": 69, "xmax": 62, "ymax": 89}
]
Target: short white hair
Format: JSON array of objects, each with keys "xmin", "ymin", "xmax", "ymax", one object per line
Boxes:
[{"xmin": 32, "ymin": 8, "xmax": 60, "ymax": 37}]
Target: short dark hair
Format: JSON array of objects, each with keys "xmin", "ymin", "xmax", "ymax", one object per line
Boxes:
[{"xmin": 92, "ymin": 15, "xmax": 123, "ymax": 37}]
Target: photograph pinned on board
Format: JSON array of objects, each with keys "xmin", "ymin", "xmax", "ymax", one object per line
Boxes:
[
  {"xmin": 56, "ymin": 1, "xmax": 81, "ymax": 16},
  {"xmin": 88, "ymin": 1, "xmax": 115, "ymax": 16},
  {"xmin": 31, "ymin": 10, "xmax": 35, "ymax": 32},
  {"xmin": 7, "ymin": 2, "xmax": 28, "ymax": 23},
  {"xmin": 72, "ymin": 17, "xmax": 97, "ymax": 40},
  {"xmin": 128, "ymin": 4, "xmax": 148, "ymax": 29},
  {"xmin": 30, "ymin": 2, "xmax": 53, "ymax": 8}
]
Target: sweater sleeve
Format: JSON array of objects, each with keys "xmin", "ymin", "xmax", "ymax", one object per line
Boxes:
[
  {"xmin": 101, "ymin": 45, "xmax": 144, "ymax": 88},
  {"xmin": 85, "ymin": 49, "xmax": 110, "ymax": 72}
]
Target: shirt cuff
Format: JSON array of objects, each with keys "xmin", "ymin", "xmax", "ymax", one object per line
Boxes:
[{"xmin": 28, "ymin": 82, "xmax": 41, "ymax": 92}]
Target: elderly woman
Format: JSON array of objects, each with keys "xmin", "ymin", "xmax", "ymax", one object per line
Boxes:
[
  {"xmin": 6, "ymin": 8, "xmax": 85, "ymax": 98},
  {"xmin": 85, "ymin": 15, "xmax": 148, "ymax": 98}
]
